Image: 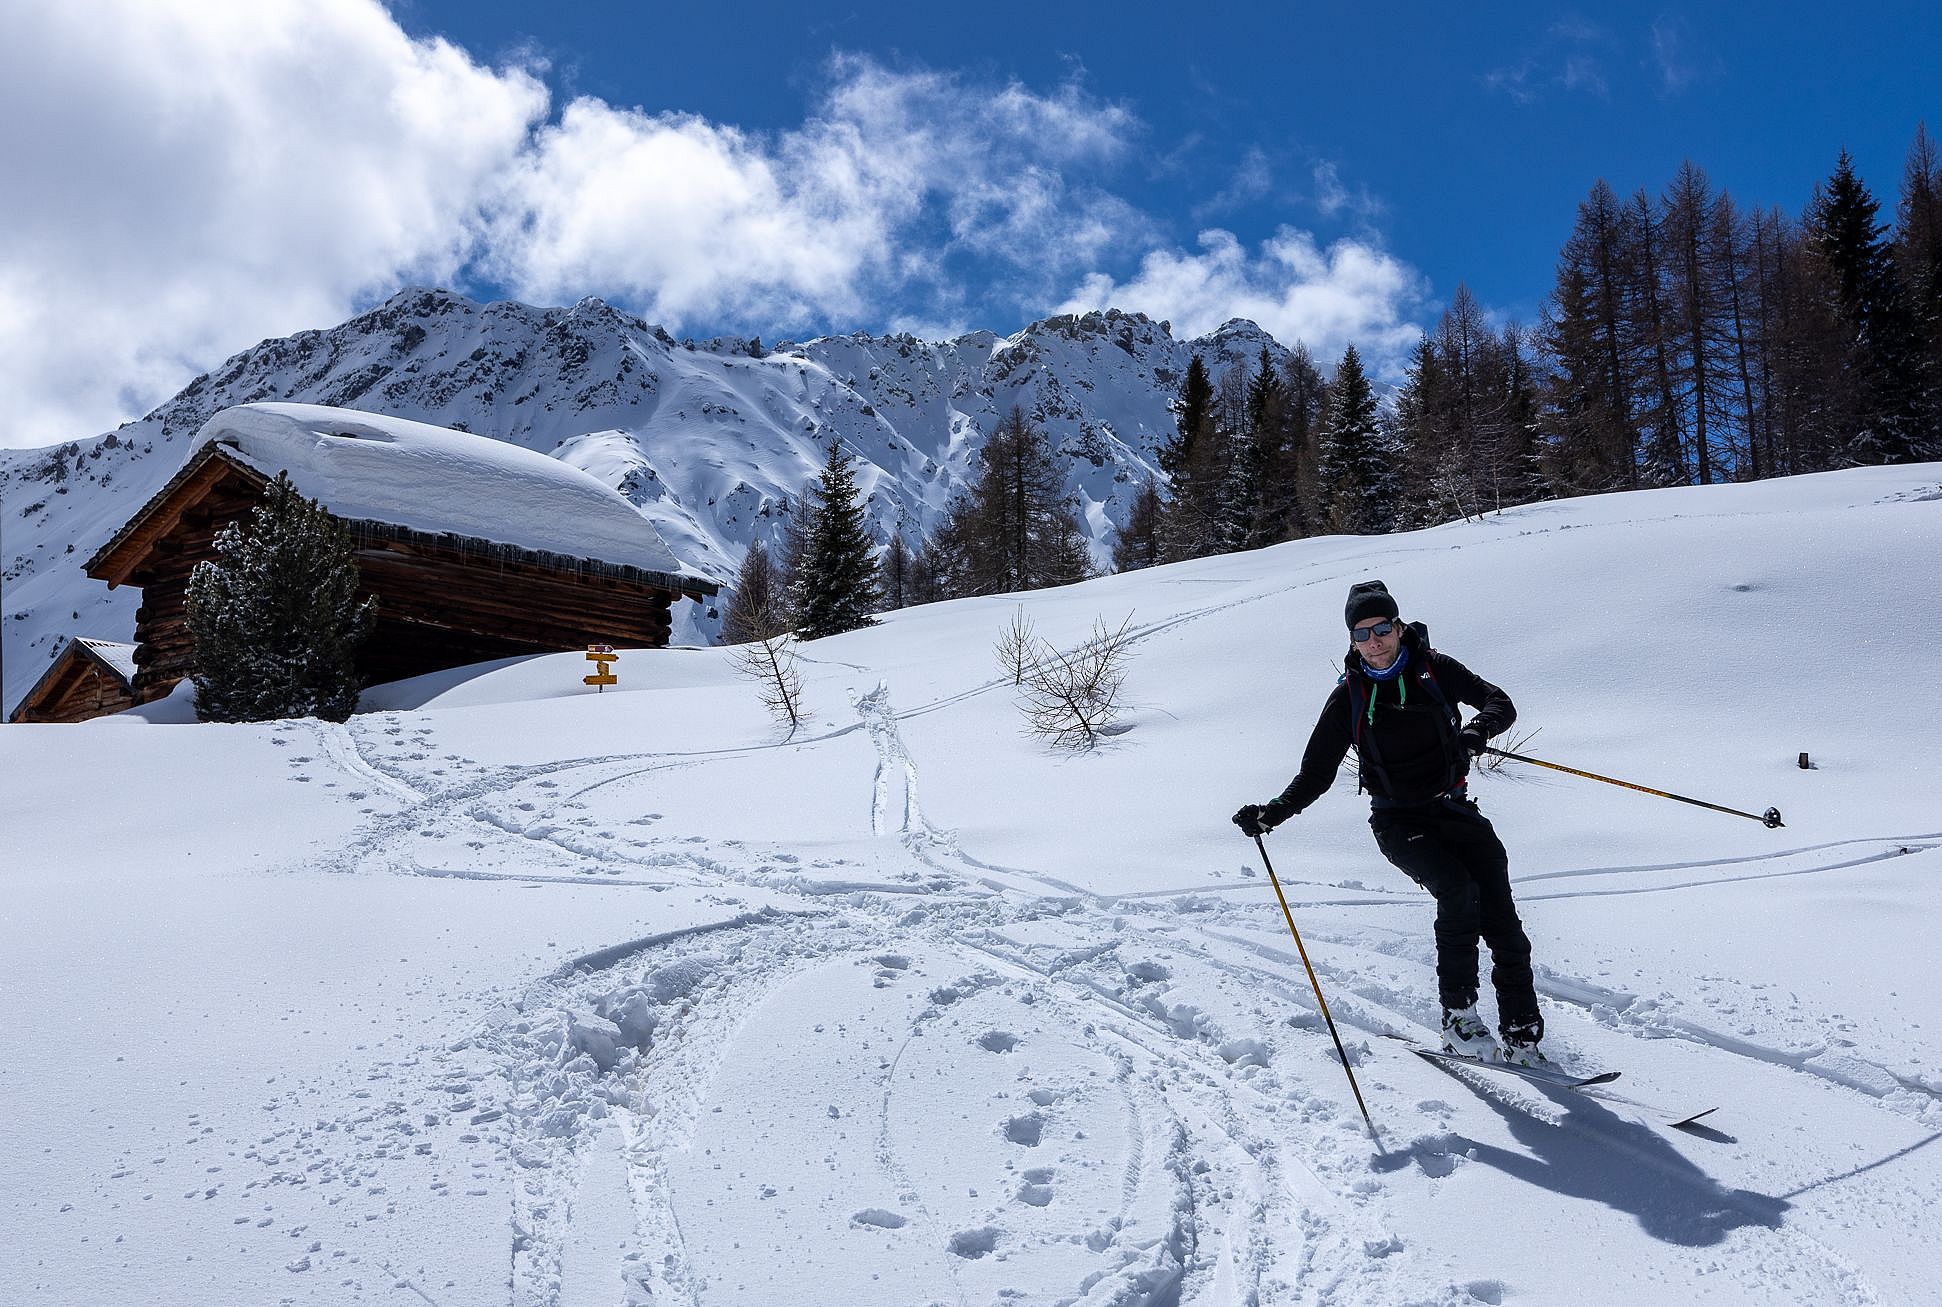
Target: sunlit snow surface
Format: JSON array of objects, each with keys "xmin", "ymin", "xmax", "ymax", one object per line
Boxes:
[
  {"xmin": 197, "ymin": 404, "xmax": 692, "ymax": 578},
  {"xmin": 5, "ymin": 465, "xmax": 1940, "ymax": 1306}
]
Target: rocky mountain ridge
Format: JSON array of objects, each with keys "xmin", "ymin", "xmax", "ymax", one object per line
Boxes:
[{"xmin": 2, "ymin": 287, "xmax": 1298, "ymax": 714}]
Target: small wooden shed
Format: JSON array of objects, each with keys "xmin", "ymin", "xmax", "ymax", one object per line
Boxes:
[
  {"xmin": 65, "ymin": 403, "xmax": 716, "ymax": 714},
  {"xmin": 8, "ymin": 637, "xmax": 139, "ymax": 723}
]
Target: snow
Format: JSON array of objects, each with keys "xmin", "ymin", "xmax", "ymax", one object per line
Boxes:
[
  {"xmin": 194, "ymin": 403, "xmax": 693, "ymax": 579},
  {"xmin": 4, "ymin": 463, "xmax": 1941, "ymax": 1306},
  {"xmin": 1, "ymin": 289, "xmax": 1285, "ymax": 714},
  {"xmin": 74, "ymin": 638, "xmax": 137, "ymax": 683}
]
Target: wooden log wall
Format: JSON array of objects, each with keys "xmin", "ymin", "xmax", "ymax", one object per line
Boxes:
[
  {"xmin": 124, "ymin": 489, "xmax": 690, "ymax": 704},
  {"xmin": 12, "ymin": 659, "xmax": 137, "ymax": 723}
]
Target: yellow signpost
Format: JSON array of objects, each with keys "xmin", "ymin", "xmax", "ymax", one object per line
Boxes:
[{"xmin": 584, "ymin": 644, "xmax": 618, "ymax": 690}]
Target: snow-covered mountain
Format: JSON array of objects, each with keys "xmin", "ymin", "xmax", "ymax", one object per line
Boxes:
[{"xmin": 1, "ymin": 288, "xmax": 1291, "ymax": 716}]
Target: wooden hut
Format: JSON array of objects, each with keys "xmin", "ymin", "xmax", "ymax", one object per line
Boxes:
[
  {"xmin": 8, "ymin": 637, "xmax": 139, "ymax": 723},
  {"xmin": 70, "ymin": 403, "xmax": 716, "ymax": 714}
]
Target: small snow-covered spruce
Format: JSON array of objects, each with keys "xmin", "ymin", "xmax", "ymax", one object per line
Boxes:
[
  {"xmin": 729, "ymin": 632, "xmax": 805, "ymax": 736},
  {"xmin": 185, "ymin": 471, "xmax": 376, "ymax": 722},
  {"xmin": 1016, "ymin": 615, "xmax": 1135, "ymax": 750},
  {"xmin": 792, "ymin": 439, "xmax": 880, "ymax": 640}
]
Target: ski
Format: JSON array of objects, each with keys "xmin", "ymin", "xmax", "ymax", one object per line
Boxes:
[
  {"xmin": 1412, "ymin": 1046, "xmax": 1620, "ymax": 1089},
  {"xmin": 1413, "ymin": 1047, "xmax": 1719, "ymax": 1128}
]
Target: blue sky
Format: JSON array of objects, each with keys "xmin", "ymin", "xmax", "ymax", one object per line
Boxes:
[
  {"xmin": 2, "ymin": 1, "xmax": 1935, "ymax": 449},
  {"xmin": 390, "ymin": 0, "xmax": 1939, "ymax": 328}
]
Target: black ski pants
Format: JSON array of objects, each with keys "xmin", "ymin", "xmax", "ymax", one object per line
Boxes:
[{"xmin": 1370, "ymin": 795, "xmax": 1541, "ymax": 1033}]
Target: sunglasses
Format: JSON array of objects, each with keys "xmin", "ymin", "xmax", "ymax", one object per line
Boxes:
[{"xmin": 1351, "ymin": 620, "xmax": 1398, "ymax": 643}]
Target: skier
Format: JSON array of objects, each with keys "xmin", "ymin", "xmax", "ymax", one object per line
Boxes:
[{"xmin": 1232, "ymin": 580, "xmax": 1550, "ymax": 1066}]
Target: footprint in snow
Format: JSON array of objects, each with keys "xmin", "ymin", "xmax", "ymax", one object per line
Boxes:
[
  {"xmin": 851, "ymin": 1208, "xmax": 907, "ymax": 1229},
  {"xmin": 1002, "ymin": 1113, "xmax": 1044, "ymax": 1147},
  {"xmin": 977, "ymin": 1030, "xmax": 1019, "ymax": 1054},
  {"xmin": 948, "ymin": 1226, "xmax": 999, "ymax": 1259},
  {"xmin": 1016, "ymin": 1167, "xmax": 1055, "ymax": 1207}
]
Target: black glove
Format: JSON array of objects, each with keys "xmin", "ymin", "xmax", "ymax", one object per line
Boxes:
[
  {"xmin": 1458, "ymin": 727, "xmax": 1488, "ymax": 758},
  {"xmin": 1233, "ymin": 802, "xmax": 1288, "ymax": 837}
]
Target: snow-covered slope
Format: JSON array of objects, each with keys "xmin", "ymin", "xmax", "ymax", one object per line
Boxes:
[
  {"xmin": 5, "ymin": 465, "xmax": 1939, "ymax": 1306},
  {"xmin": 2, "ymin": 289, "xmax": 1286, "ymax": 715}
]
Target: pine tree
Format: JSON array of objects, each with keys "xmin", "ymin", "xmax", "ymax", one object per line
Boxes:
[
  {"xmin": 792, "ymin": 440, "xmax": 880, "ymax": 640},
  {"xmin": 720, "ymin": 539, "xmax": 786, "ymax": 644},
  {"xmin": 1318, "ymin": 346, "xmax": 1394, "ymax": 533},
  {"xmin": 185, "ymin": 472, "xmax": 376, "ymax": 722},
  {"xmin": 1805, "ymin": 149, "xmax": 1924, "ymax": 463},
  {"xmin": 1160, "ymin": 354, "xmax": 1212, "ymax": 484},
  {"xmin": 1111, "ymin": 475, "xmax": 1164, "ymax": 572},
  {"xmin": 1216, "ymin": 347, "xmax": 1283, "ymax": 549},
  {"xmin": 1157, "ymin": 354, "xmax": 1221, "ymax": 560},
  {"xmin": 1896, "ymin": 123, "xmax": 1942, "ymax": 458}
]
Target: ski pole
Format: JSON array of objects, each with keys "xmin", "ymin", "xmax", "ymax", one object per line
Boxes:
[
  {"xmin": 1252, "ymin": 834, "xmax": 1378, "ymax": 1139},
  {"xmin": 1483, "ymin": 746, "xmax": 1784, "ymax": 828}
]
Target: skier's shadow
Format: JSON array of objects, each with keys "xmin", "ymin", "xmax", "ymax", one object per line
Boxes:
[{"xmin": 1432, "ymin": 1072, "xmax": 1788, "ymax": 1247}]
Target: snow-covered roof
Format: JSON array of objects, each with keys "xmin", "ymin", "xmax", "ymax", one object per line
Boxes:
[
  {"xmin": 191, "ymin": 404, "xmax": 691, "ymax": 579},
  {"xmin": 74, "ymin": 638, "xmax": 138, "ymax": 683}
]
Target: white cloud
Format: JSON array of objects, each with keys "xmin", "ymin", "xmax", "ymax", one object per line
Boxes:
[
  {"xmin": 482, "ymin": 54, "xmax": 1142, "ymax": 325},
  {"xmin": 1056, "ymin": 228, "xmax": 1431, "ymax": 379},
  {"xmin": 1649, "ymin": 17, "xmax": 1700, "ymax": 94},
  {"xmin": 1311, "ymin": 161, "xmax": 1384, "ymax": 222},
  {"xmin": 0, "ymin": 9, "xmax": 1147, "ymax": 449},
  {"xmin": 0, "ymin": 0, "xmax": 546, "ymax": 449},
  {"xmin": 0, "ymin": 2, "xmax": 1436, "ymax": 451}
]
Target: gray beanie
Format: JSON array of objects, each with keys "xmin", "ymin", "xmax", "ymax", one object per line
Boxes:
[{"xmin": 1344, "ymin": 580, "xmax": 1399, "ymax": 629}]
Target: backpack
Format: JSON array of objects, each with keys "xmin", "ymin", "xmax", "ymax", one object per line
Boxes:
[{"xmin": 1341, "ymin": 626, "xmax": 1463, "ymax": 799}]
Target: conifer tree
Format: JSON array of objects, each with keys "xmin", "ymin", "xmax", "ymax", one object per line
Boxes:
[
  {"xmin": 878, "ymin": 533, "xmax": 912, "ymax": 611},
  {"xmin": 1111, "ymin": 475, "xmax": 1164, "ymax": 573},
  {"xmin": 1160, "ymin": 354, "xmax": 1212, "ymax": 485},
  {"xmin": 1540, "ymin": 179, "xmax": 1642, "ymax": 493},
  {"xmin": 792, "ymin": 440, "xmax": 880, "ymax": 640},
  {"xmin": 1318, "ymin": 346, "xmax": 1394, "ymax": 533},
  {"xmin": 185, "ymin": 472, "xmax": 376, "ymax": 722},
  {"xmin": 1896, "ymin": 123, "xmax": 1942, "ymax": 457},
  {"xmin": 1216, "ymin": 347, "xmax": 1282, "ymax": 550},
  {"xmin": 1805, "ymin": 150, "xmax": 1924, "ymax": 462},
  {"xmin": 720, "ymin": 539, "xmax": 787, "ymax": 644},
  {"xmin": 1158, "ymin": 354, "xmax": 1221, "ymax": 559}
]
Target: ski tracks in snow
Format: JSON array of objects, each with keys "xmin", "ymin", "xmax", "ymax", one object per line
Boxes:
[{"xmin": 270, "ymin": 688, "xmax": 1922, "ymax": 1306}]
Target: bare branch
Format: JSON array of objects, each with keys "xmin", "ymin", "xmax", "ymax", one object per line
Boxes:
[
  {"xmin": 994, "ymin": 605, "xmax": 1039, "ymax": 685},
  {"xmin": 1015, "ymin": 614, "xmax": 1136, "ymax": 750},
  {"xmin": 728, "ymin": 632, "xmax": 805, "ymax": 736}
]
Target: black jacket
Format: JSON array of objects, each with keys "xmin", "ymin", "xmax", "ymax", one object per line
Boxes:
[{"xmin": 1263, "ymin": 622, "xmax": 1515, "ymax": 818}]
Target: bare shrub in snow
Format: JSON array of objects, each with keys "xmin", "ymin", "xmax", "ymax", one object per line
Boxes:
[
  {"xmin": 729, "ymin": 632, "xmax": 805, "ymax": 736},
  {"xmin": 1016, "ymin": 615, "xmax": 1134, "ymax": 750},
  {"xmin": 994, "ymin": 605, "xmax": 1037, "ymax": 686}
]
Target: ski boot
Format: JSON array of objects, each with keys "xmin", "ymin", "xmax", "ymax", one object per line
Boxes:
[
  {"xmin": 1499, "ymin": 1017, "xmax": 1553, "ymax": 1070},
  {"xmin": 1440, "ymin": 1004, "xmax": 1501, "ymax": 1060}
]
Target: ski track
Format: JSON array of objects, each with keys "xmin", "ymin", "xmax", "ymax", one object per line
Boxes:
[{"xmin": 259, "ymin": 676, "xmax": 1930, "ymax": 1306}]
